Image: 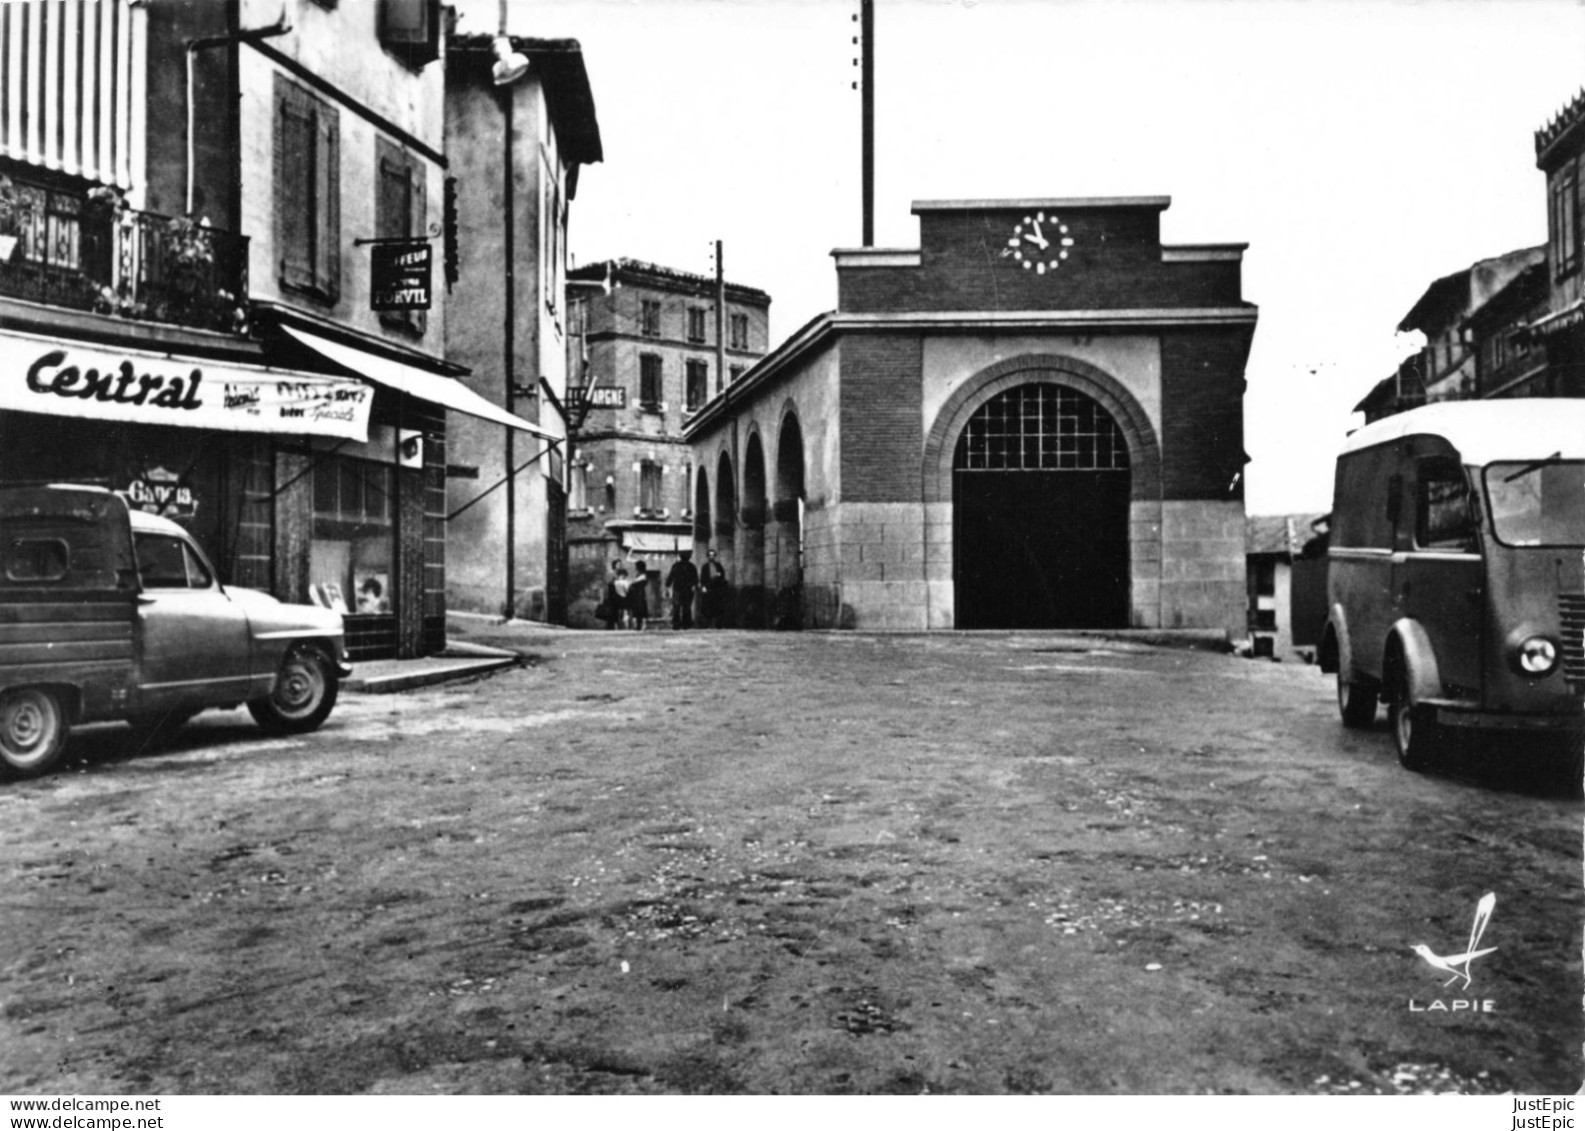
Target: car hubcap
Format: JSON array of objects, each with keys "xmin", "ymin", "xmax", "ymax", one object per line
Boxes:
[
  {"xmin": 277, "ymin": 656, "xmax": 323, "ymax": 716},
  {"xmin": 1, "ymin": 693, "xmax": 55, "ymax": 764}
]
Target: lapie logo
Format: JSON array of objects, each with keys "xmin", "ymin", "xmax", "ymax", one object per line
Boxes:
[{"xmin": 1408, "ymin": 891, "xmax": 1497, "ymax": 1013}]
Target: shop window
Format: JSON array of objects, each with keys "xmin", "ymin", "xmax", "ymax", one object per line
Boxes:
[
  {"xmin": 685, "ymin": 359, "xmax": 708, "ymax": 411},
  {"xmin": 639, "ymin": 354, "xmax": 662, "ymax": 410},
  {"xmin": 376, "ymin": 138, "xmax": 427, "ymax": 337},
  {"xmin": 275, "ymin": 76, "xmax": 340, "ymax": 302},
  {"xmin": 639, "ymin": 461, "xmax": 662, "ymax": 514},
  {"xmin": 687, "ymin": 307, "xmax": 708, "ymax": 343},
  {"xmin": 730, "ymin": 313, "xmax": 749, "ymax": 350},
  {"xmin": 310, "ymin": 457, "xmax": 393, "ymax": 615},
  {"xmin": 640, "ymin": 300, "xmax": 661, "ymax": 337}
]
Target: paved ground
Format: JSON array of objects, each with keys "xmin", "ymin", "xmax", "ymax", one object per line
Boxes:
[{"xmin": 0, "ymin": 623, "xmax": 1579, "ymax": 1095}]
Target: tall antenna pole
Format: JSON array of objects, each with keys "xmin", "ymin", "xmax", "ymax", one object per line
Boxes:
[
  {"xmin": 861, "ymin": 0, "xmax": 874, "ymax": 247},
  {"xmin": 715, "ymin": 240, "xmax": 727, "ymax": 394}
]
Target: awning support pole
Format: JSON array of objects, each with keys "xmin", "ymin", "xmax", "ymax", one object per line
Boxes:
[{"xmin": 446, "ymin": 438, "xmax": 562, "ymax": 522}]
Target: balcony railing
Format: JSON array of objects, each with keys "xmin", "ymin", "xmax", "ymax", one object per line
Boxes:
[{"xmin": 0, "ymin": 178, "xmax": 248, "ymax": 335}]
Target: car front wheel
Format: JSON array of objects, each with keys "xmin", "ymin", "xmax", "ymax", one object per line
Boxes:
[
  {"xmin": 248, "ymin": 646, "xmax": 339, "ymax": 735},
  {"xmin": 0, "ymin": 687, "xmax": 68, "ymax": 779}
]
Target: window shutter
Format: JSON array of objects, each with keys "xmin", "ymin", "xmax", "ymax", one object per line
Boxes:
[
  {"xmin": 315, "ymin": 106, "xmax": 341, "ymax": 299},
  {"xmin": 409, "ymin": 161, "xmax": 428, "ymax": 334},
  {"xmin": 277, "ymin": 90, "xmax": 315, "ymax": 290}
]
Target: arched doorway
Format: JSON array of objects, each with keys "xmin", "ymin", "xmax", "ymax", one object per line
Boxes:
[
  {"xmin": 693, "ymin": 467, "xmax": 712, "ymax": 548},
  {"xmin": 772, "ymin": 412, "xmax": 806, "ymax": 629},
  {"xmin": 740, "ymin": 432, "xmax": 768, "ymax": 627},
  {"xmin": 713, "ymin": 451, "xmax": 736, "ymax": 626},
  {"xmin": 953, "ymin": 383, "xmax": 1131, "ymax": 628}
]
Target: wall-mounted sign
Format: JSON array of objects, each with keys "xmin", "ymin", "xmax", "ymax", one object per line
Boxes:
[
  {"xmin": 0, "ymin": 328, "xmax": 373, "ymax": 440},
  {"xmin": 370, "ymin": 242, "xmax": 432, "ymax": 311},
  {"xmin": 125, "ymin": 467, "xmax": 197, "ymax": 519},
  {"xmin": 569, "ymin": 385, "xmax": 626, "ymax": 409}
]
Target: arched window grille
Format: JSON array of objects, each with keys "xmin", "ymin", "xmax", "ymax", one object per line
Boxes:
[{"xmin": 954, "ymin": 384, "xmax": 1130, "ymax": 471}]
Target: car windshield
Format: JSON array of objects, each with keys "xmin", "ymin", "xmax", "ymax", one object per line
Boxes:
[{"xmin": 1483, "ymin": 459, "xmax": 1585, "ymax": 547}]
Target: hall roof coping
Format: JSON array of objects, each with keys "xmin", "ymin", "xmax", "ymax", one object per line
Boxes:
[{"xmin": 912, "ymin": 196, "xmax": 1171, "ymax": 213}]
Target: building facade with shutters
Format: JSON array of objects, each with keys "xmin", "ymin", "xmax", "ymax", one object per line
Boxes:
[
  {"xmin": 442, "ymin": 34, "xmax": 602, "ymax": 625},
  {"xmin": 0, "ymin": 0, "xmax": 550, "ymax": 660},
  {"xmin": 562, "ymin": 259, "xmax": 770, "ymax": 626},
  {"xmin": 682, "ymin": 197, "xmax": 1256, "ymax": 635}
]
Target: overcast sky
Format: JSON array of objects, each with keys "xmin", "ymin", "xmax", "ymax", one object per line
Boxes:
[{"xmin": 458, "ymin": 0, "xmax": 1585, "ymax": 515}]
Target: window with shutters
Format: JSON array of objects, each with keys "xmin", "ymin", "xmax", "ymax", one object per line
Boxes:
[
  {"xmin": 685, "ymin": 359, "xmax": 708, "ymax": 411},
  {"xmin": 376, "ymin": 138, "xmax": 428, "ymax": 337},
  {"xmin": 639, "ymin": 461, "xmax": 663, "ymax": 514},
  {"xmin": 640, "ymin": 300, "xmax": 661, "ymax": 337},
  {"xmin": 687, "ymin": 307, "xmax": 707, "ymax": 343},
  {"xmin": 1552, "ymin": 162, "xmax": 1579, "ymax": 280},
  {"xmin": 730, "ymin": 313, "xmax": 749, "ymax": 350},
  {"xmin": 275, "ymin": 76, "xmax": 340, "ymax": 304},
  {"xmin": 378, "ymin": 0, "xmax": 442, "ymax": 68},
  {"xmin": 639, "ymin": 354, "xmax": 662, "ymax": 410}
]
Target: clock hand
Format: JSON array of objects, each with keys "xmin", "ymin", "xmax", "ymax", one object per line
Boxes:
[{"xmin": 1023, "ymin": 232, "xmax": 1050, "ymax": 249}]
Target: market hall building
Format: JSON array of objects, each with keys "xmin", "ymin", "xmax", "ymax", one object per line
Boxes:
[{"xmin": 683, "ymin": 197, "xmax": 1257, "ymax": 633}]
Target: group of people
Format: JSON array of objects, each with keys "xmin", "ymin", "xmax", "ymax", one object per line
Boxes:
[{"xmin": 599, "ymin": 549, "xmax": 729, "ymax": 630}]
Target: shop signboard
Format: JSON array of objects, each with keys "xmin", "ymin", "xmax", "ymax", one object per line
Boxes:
[
  {"xmin": 569, "ymin": 385, "xmax": 625, "ymax": 409},
  {"xmin": 370, "ymin": 242, "xmax": 432, "ymax": 311},
  {"xmin": 0, "ymin": 328, "xmax": 373, "ymax": 441}
]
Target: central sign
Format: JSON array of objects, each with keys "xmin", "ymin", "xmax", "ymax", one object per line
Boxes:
[{"xmin": 370, "ymin": 242, "xmax": 432, "ymax": 311}]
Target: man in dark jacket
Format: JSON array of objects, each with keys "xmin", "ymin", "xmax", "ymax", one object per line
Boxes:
[
  {"xmin": 666, "ymin": 550, "xmax": 700, "ymax": 629},
  {"xmin": 699, "ymin": 548, "xmax": 729, "ymax": 628}
]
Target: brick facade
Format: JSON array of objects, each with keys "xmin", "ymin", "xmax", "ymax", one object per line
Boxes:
[{"xmin": 684, "ymin": 197, "xmax": 1255, "ymax": 637}]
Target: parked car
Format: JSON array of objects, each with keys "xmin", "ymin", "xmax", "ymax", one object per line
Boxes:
[
  {"xmin": 0, "ymin": 484, "xmax": 350, "ymax": 779},
  {"xmin": 1320, "ymin": 400, "xmax": 1585, "ymax": 784}
]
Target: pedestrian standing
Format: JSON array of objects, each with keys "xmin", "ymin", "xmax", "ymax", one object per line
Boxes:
[
  {"xmin": 599, "ymin": 560, "xmax": 624, "ymax": 630},
  {"xmin": 666, "ymin": 550, "xmax": 700, "ymax": 630},
  {"xmin": 700, "ymin": 548, "xmax": 729, "ymax": 628},
  {"xmin": 625, "ymin": 560, "xmax": 649, "ymax": 631}
]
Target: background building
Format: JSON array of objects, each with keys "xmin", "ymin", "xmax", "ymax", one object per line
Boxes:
[
  {"xmin": 443, "ymin": 32, "xmax": 602, "ymax": 625},
  {"xmin": 1355, "ymin": 247, "xmax": 1543, "ymax": 422},
  {"xmin": 684, "ymin": 197, "xmax": 1257, "ymax": 635},
  {"xmin": 563, "ymin": 258, "xmax": 770, "ymax": 625}
]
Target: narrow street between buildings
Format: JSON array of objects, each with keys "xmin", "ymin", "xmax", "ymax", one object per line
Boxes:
[{"xmin": 1, "ymin": 625, "xmax": 1578, "ymax": 1095}]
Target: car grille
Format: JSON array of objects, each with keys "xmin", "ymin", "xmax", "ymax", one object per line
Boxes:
[{"xmin": 1561, "ymin": 594, "xmax": 1585, "ymax": 692}]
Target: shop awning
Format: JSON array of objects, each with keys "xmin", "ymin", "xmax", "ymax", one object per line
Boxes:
[
  {"xmin": 0, "ymin": 327, "xmax": 372, "ymax": 440},
  {"xmin": 282, "ymin": 325, "xmax": 558, "ymax": 440}
]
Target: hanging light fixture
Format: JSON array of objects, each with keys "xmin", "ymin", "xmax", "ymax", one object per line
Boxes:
[{"xmin": 492, "ymin": 35, "xmax": 530, "ymax": 85}]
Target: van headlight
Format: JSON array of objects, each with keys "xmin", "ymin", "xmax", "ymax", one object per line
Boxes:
[{"xmin": 1516, "ymin": 635, "xmax": 1559, "ymax": 675}]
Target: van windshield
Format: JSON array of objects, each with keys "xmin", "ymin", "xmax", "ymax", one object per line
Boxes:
[{"xmin": 1483, "ymin": 460, "xmax": 1585, "ymax": 546}]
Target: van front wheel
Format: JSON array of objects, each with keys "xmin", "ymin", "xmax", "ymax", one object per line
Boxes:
[
  {"xmin": 1336, "ymin": 670, "xmax": 1378, "ymax": 728},
  {"xmin": 1390, "ymin": 674, "xmax": 1438, "ymax": 772}
]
